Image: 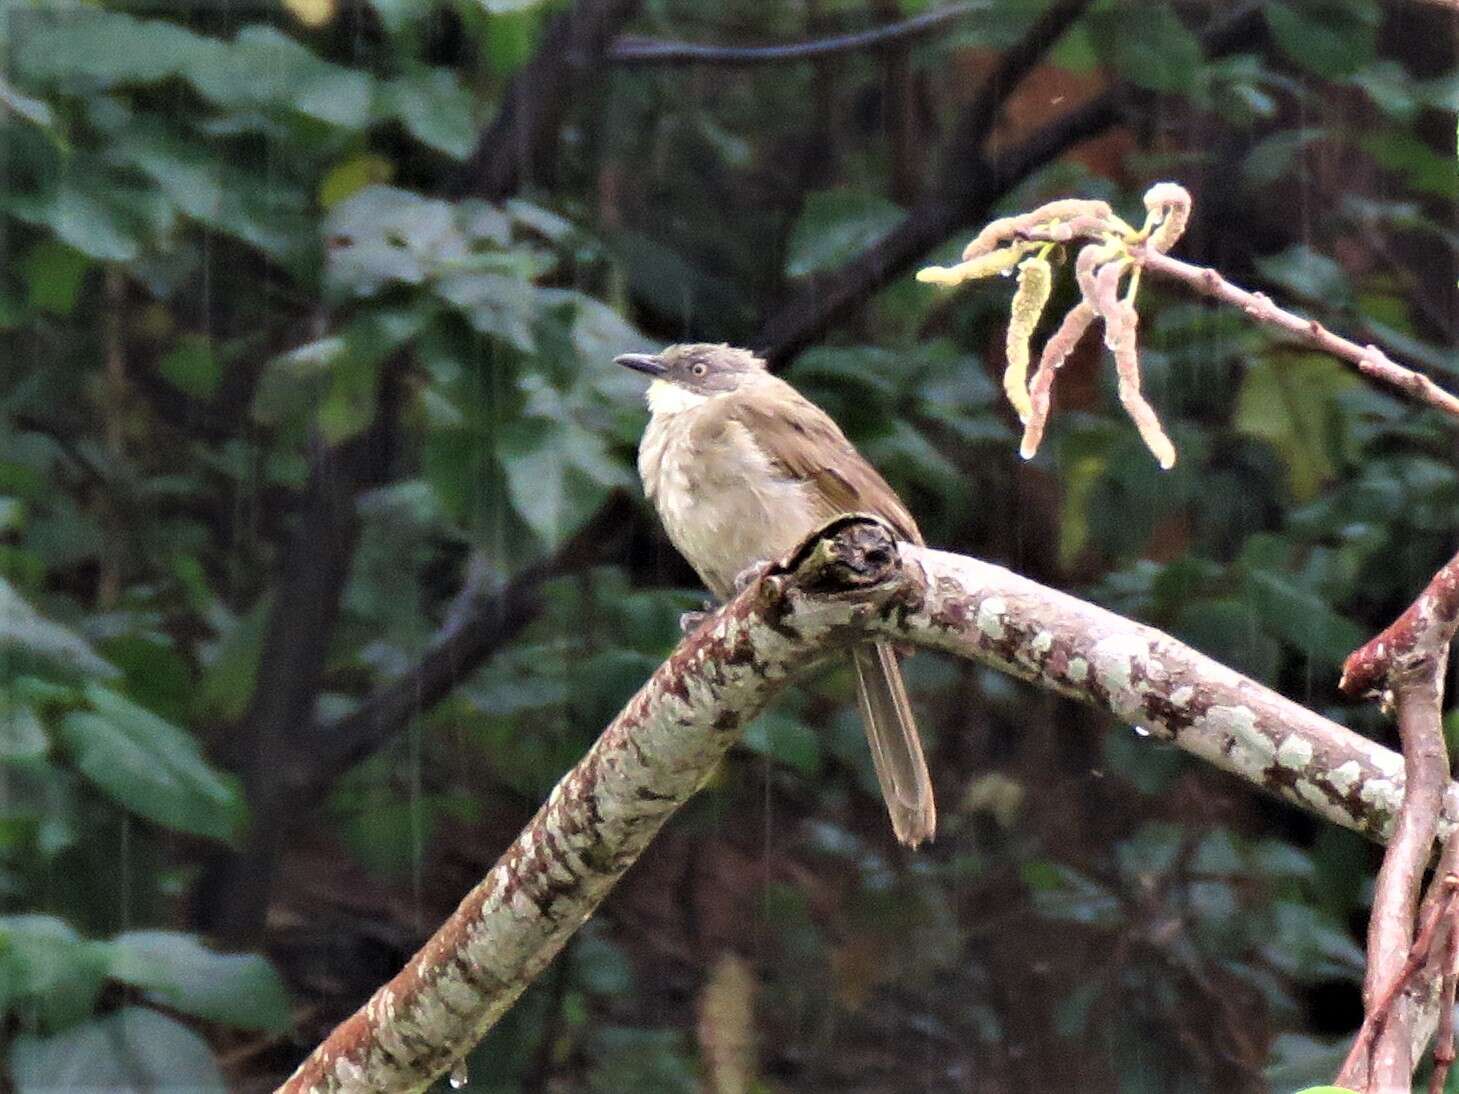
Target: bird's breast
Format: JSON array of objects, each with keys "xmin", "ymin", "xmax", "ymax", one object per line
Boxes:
[{"xmin": 639, "ymin": 404, "xmax": 820, "ymax": 599}]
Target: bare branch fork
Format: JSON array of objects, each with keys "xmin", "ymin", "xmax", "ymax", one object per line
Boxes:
[
  {"xmin": 282, "ymin": 518, "xmax": 1459, "ymax": 1093},
  {"xmin": 1336, "ymin": 553, "xmax": 1459, "ymax": 1093}
]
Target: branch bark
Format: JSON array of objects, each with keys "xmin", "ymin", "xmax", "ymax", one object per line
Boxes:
[
  {"xmin": 283, "ymin": 520, "xmax": 1459, "ymax": 1091},
  {"xmin": 196, "ymin": 365, "xmax": 404, "ymax": 943},
  {"xmin": 754, "ymin": 0, "xmax": 1105, "ymax": 367},
  {"xmin": 1136, "ymin": 248, "xmax": 1459, "ymax": 422},
  {"xmin": 288, "ymin": 492, "xmax": 637, "ymax": 806},
  {"xmin": 451, "ymin": 0, "xmax": 641, "ymax": 201},
  {"xmin": 606, "ymin": 3, "xmax": 981, "ymax": 66}
]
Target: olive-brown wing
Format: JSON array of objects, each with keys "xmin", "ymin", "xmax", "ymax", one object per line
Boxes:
[{"xmin": 717, "ymin": 379, "xmax": 923, "ymax": 545}]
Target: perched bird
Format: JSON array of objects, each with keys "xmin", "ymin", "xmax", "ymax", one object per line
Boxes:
[{"xmin": 616, "ymin": 343, "xmax": 936, "ymax": 847}]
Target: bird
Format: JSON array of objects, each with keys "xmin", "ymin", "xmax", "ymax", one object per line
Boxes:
[{"xmin": 616, "ymin": 343, "xmax": 936, "ymax": 847}]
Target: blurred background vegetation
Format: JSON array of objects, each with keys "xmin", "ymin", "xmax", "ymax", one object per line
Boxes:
[{"xmin": 0, "ymin": 0, "xmax": 1455, "ymax": 1089}]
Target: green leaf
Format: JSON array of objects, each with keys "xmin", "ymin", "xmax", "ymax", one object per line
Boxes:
[
  {"xmin": 742, "ymin": 711, "xmax": 821, "ymax": 777},
  {"xmin": 15, "ymin": 11, "xmax": 218, "ymax": 89},
  {"xmin": 1244, "ymin": 569, "xmax": 1365, "ymax": 668},
  {"xmin": 193, "ymin": 598, "xmax": 270, "ymax": 723},
  {"xmin": 0, "ymin": 700, "xmax": 48, "ymax": 762},
  {"xmin": 386, "ymin": 69, "xmax": 477, "ymax": 159},
  {"xmin": 785, "ymin": 190, "xmax": 904, "ymax": 278},
  {"xmin": 1234, "ymin": 355, "xmax": 1358, "ymax": 500},
  {"xmin": 45, "ymin": 179, "xmax": 141, "ymax": 262},
  {"xmin": 0, "ymin": 76, "xmax": 54, "ymax": 130},
  {"xmin": 1265, "ymin": 0, "xmax": 1379, "ymax": 79},
  {"xmin": 1253, "ymin": 246, "xmax": 1350, "ymax": 307},
  {"xmin": 1347, "ymin": 61, "xmax": 1418, "ymax": 122},
  {"xmin": 1089, "ymin": 6, "xmax": 1203, "ymax": 93},
  {"xmin": 8, "ymin": 1007, "xmax": 227, "ymax": 1093},
  {"xmin": 0, "ymin": 915, "xmax": 113, "ymax": 1029},
  {"xmin": 0, "ymin": 578, "xmax": 117, "ymax": 681},
  {"xmin": 158, "ymin": 335, "xmax": 220, "ymax": 400},
  {"xmin": 1361, "ymin": 131, "xmax": 1459, "ymax": 200},
  {"xmin": 318, "ymin": 154, "xmax": 395, "ymax": 209},
  {"xmin": 59, "ymin": 684, "xmax": 243, "ymax": 843},
  {"xmin": 109, "ymin": 930, "xmax": 291, "ymax": 1032},
  {"xmin": 317, "ymin": 346, "xmax": 381, "ymax": 445},
  {"xmin": 20, "ymin": 240, "xmax": 90, "ymax": 317},
  {"xmin": 482, "ymin": 9, "xmax": 541, "ymax": 75},
  {"xmin": 1242, "ymin": 127, "xmax": 1324, "ymax": 190}
]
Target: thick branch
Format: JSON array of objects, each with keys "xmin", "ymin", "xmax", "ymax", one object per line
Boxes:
[
  {"xmin": 1135, "ymin": 248, "xmax": 1459, "ymax": 421},
  {"xmin": 290, "ymin": 492, "xmax": 637, "ymax": 804},
  {"xmin": 606, "ymin": 3, "xmax": 981, "ymax": 66},
  {"xmin": 286, "ymin": 530, "xmax": 1459, "ymax": 1091},
  {"xmin": 451, "ymin": 0, "xmax": 641, "ymax": 201},
  {"xmin": 755, "ymin": 24, "xmax": 1110, "ymax": 367},
  {"xmin": 880, "ymin": 545, "xmax": 1458, "ymax": 845},
  {"xmin": 279, "ymin": 517, "xmax": 906, "ymax": 1093},
  {"xmin": 196, "ymin": 366, "xmax": 403, "ymax": 943}
]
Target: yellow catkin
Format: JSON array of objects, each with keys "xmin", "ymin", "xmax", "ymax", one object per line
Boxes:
[
  {"xmin": 916, "ymin": 244, "xmax": 1029, "ymax": 286},
  {"xmin": 1004, "ymin": 256, "xmax": 1052, "ymax": 422},
  {"xmin": 1109, "ymin": 303, "xmax": 1176, "ymax": 469}
]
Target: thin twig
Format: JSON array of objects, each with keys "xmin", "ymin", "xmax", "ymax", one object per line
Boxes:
[
  {"xmin": 1355, "ymin": 664, "xmax": 1452, "ymax": 1089},
  {"xmin": 606, "ymin": 3, "xmax": 984, "ymax": 66},
  {"xmin": 1135, "ymin": 247, "xmax": 1459, "ymax": 421},
  {"xmin": 1429, "ymin": 933, "xmax": 1458, "ymax": 1094},
  {"xmin": 1340, "ymin": 872, "xmax": 1459, "ymax": 1087}
]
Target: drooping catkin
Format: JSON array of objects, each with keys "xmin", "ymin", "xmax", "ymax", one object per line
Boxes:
[{"xmin": 1004, "ymin": 255, "xmax": 1053, "ymax": 422}]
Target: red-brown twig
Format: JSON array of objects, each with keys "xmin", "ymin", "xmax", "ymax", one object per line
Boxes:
[
  {"xmin": 1342, "ymin": 550, "xmax": 1459, "ymax": 699},
  {"xmin": 1134, "ymin": 247, "xmax": 1459, "ymax": 421},
  {"xmin": 1350, "ymin": 663, "xmax": 1453, "ymax": 1089},
  {"xmin": 1339, "ymin": 866, "xmax": 1459, "ymax": 1088},
  {"xmin": 1428, "ymin": 931, "xmax": 1459, "ymax": 1094}
]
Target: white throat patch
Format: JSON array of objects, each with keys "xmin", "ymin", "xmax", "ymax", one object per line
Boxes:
[{"xmin": 646, "ymin": 379, "xmax": 709, "ymax": 417}]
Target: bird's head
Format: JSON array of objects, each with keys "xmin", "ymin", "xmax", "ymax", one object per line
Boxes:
[{"xmin": 616, "ymin": 344, "xmax": 766, "ymax": 412}]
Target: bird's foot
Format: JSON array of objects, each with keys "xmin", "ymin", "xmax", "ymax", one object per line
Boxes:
[
  {"xmin": 733, "ymin": 559, "xmax": 774, "ymax": 594},
  {"xmin": 679, "ymin": 602, "xmax": 715, "ymax": 635}
]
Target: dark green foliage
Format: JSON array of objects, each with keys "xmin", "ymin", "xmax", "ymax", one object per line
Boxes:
[{"xmin": 0, "ymin": 0, "xmax": 1453, "ymax": 1089}]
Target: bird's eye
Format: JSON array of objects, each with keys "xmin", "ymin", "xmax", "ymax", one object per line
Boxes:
[{"xmin": 691, "ymin": 363, "xmax": 708, "ymax": 377}]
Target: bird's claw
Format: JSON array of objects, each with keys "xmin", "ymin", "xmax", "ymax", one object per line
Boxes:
[
  {"xmin": 733, "ymin": 559, "xmax": 774, "ymax": 594},
  {"xmin": 679, "ymin": 602, "xmax": 714, "ymax": 635}
]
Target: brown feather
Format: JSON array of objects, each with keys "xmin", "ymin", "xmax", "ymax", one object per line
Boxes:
[{"xmin": 711, "ymin": 377, "xmax": 923, "ymax": 545}]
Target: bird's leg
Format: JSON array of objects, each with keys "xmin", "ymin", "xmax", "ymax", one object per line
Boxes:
[
  {"xmin": 679, "ymin": 601, "xmax": 716, "ymax": 635},
  {"xmin": 733, "ymin": 559, "xmax": 774, "ymax": 594}
]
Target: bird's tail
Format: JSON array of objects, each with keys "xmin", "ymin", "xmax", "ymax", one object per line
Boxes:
[{"xmin": 852, "ymin": 641, "xmax": 936, "ymax": 847}]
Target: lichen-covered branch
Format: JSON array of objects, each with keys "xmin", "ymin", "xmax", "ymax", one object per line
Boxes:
[
  {"xmin": 879, "ymin": 545, "xmax": 1459, "ymax": 846},
  {"xmin": 279, "ymin": 519, "xmax": 907, "ymax": 1093},
  {"xmin": 285, "ymin": 525, "xmax": 1459, "ymax": 1092}
]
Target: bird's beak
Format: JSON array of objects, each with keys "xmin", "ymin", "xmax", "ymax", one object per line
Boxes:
[{"xmin": 615, "ymin": 353, "xmax": 666, "ymax": 378}]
